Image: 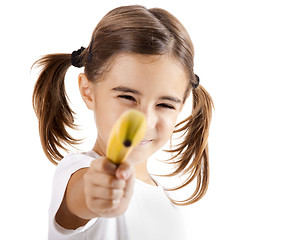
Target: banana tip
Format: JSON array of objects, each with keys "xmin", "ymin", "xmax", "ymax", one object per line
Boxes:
[{"xmin": 123, "ymin": 139, "xmax": 132, "ymax": 147}]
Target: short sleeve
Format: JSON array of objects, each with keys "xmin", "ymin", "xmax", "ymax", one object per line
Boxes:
[{"xmin": 48, "ymin": 152, "xmax": 98, "ymax": 240}]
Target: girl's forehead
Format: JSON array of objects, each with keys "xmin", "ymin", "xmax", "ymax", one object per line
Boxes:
[
  {"xmin": 103, "ymin": 53, "xmax": 188, "ymax": 88},
  {"xmin": 109, "ymin": 53, "xmax": 184, "ymax": 70}
]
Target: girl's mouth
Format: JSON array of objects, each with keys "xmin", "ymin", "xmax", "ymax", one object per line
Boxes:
[{"xmin": 139, "ymin": 139, "xmax": 153, "ymax": 146}]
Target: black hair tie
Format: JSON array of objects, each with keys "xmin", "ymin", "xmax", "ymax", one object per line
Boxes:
[
  {"xmin": 192, "ymin": 74, "xmax": 200, "ymax": 89},
  {"xmin": 71, "ymin": 47, "xmax": 85, "ymax": 68}
]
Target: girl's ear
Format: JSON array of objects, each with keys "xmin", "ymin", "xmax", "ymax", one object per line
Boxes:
[{"xmin": 78, "ymin": 73, "xmax": 95, "ymax": 110}]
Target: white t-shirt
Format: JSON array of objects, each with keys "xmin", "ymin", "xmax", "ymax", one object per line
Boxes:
[{"xmin": 48, "ymin": 151, "xmax": 186, "ymax": 240}]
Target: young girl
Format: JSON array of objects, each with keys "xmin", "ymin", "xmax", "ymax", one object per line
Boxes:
[{"xmin": 33, "ymin": 5, "xmax": 213, "ymax": 240}]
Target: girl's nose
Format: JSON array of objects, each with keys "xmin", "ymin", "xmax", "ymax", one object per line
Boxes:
[{"xmin": 141, "ymin": 108, "xmax": 157, "ymax": 131}]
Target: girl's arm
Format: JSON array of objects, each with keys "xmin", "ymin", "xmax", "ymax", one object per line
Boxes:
[{"xmin": 55, "ymin": 157, "xmax": 135, "ymax": 230}]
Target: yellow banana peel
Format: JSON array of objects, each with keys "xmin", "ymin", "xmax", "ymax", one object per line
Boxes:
[{"xmin": 106, "ymin": 109, "xmax": 147, "ymax": 164}]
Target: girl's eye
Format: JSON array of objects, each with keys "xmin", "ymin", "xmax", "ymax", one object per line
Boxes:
[
  {"xmin": 157, "ymin": 103, "xmax": 175, "ymax": 110},
  {"xmin": 118, "ymin": 95, "xmax": 136, "ymax": 102}
]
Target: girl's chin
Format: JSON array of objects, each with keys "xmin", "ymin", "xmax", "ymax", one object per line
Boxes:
[{"xmin": 127, "ymin": 147, "xmax": 155, "ymax": 164}]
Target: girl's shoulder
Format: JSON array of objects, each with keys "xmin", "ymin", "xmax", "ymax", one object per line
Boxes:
[
  {"xmin": 63, "ymin": 150, "xmax": 100, "ymax": 161},
  {"xmin": 56, "ymin": 150, "xmax": 100, "ymax": 173}
]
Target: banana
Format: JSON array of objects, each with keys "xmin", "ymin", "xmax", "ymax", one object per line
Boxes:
[{"xmin": 106, "ymin": 109, "xmax": 147, "ymax": 164}]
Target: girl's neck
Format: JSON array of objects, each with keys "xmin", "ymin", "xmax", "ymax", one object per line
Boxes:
[{"xmin": 134, "ymin": 160, "xmax": 157, "ymax": 186}]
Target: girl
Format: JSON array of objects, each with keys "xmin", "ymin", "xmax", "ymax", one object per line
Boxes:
[{"xmin": 33, "ymin": 5, "xmax": 213, "ymax": 240}]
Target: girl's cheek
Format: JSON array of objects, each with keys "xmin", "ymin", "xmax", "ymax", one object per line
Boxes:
[{"xmin": 160, "ymin": 114, "xmax": 178, "ymax": 138}]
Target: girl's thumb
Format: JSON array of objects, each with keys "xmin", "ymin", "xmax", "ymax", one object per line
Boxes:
[{"xmin": 115, "ymin": 161, "xmax": 134, "ymax": 180}]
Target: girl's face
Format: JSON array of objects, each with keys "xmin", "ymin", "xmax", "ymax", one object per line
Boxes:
[{"xmin": 79, "ymin": 53, "xmax": 188, "ymax": 164}]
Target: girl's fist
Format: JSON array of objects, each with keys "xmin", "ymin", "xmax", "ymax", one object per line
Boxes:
[{"xmin": 83, "ymin": 157, "xmax": 135, "ymax": 218}]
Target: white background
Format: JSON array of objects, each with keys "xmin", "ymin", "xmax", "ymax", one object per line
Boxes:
[{"xmin": 1, "ymin": 0, "xmax": 305, "ymax": 239}]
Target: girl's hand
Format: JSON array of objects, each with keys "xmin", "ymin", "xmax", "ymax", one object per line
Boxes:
[{"xmin": 83, "ymin": 157, "xmax": 135, "ymax": 218}]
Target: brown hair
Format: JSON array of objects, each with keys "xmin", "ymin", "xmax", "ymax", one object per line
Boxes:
[{"xmin": 32, "ymin": 5, "xmax": 214, "ymax": 205}]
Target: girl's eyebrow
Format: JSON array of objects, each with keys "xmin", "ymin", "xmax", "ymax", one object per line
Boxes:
[
  {"xmin": 111, "ymin": 86, "xmax": 141, "ymax": 95},
  {"xmin": 159, "ymin": 96, "xmax": 182, "ymax": 104},
  {"xmin": 111, "ymin": 86, "xmax": 182, "ymax": 104}
]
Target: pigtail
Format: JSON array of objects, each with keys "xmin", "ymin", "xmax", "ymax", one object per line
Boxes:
[
  {"xmin": 32, "ymin": 54, "xmax": 80, "ymax": 165},
  {"xmin": 165, "ymin": 85, "xmax": 214, "ymax": 205}
]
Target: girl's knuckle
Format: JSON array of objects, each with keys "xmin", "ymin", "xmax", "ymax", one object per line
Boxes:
[
  {"xmin": 111, "ymin": 199, "xmax": 120, "ymax": 209},
  {"xmin": 111, "ymin": 179, "xmax": 125, "ymax": 189},
  {"xmin": 102, "ymin": 200, "xmax": 113, "ymax": 209},
  {"xmin": 106, "ymin": 176, "xmax": 114, "ymax": 187},
  {"xmin": 108, "ymin": 189, "xmax": 115, "ymax": 198}
]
